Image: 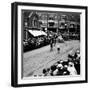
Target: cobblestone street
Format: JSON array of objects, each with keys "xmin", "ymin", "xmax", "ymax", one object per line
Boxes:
[{"xmin": 23, "ymin": 40, "xmax": 80, "ymax": 77}]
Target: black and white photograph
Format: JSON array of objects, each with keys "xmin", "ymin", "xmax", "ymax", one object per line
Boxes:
[
  {"xmin": 22, "ymin": 10, "xmax": 81, "ymax": 77},
  {"xmin": 11, "ymin": 2, "xmax": 88, "ymax": 87}
]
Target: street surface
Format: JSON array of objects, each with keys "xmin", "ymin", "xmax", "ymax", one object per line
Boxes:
[{"xmin": 23, "ymin": 40, "xmax": 80, "ymax": 77}]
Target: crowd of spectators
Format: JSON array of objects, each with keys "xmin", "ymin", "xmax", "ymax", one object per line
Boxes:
[
  {"xmin": 42, "ymin": 49, "xmax": 80, "ymax": 76},
  {"xmin": 23, "ymin": 35, "xmax": 50, "ymax": 52},
  {"xmin": 23, "ymin": 31, "xmax": 58, "ymax": 52},
  {"xmin": 23, "ymin": 30, "xmax": 80, "ymax": 52}
]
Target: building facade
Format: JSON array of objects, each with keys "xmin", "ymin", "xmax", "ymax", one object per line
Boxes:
[{"xmin": 22, "ymin": 10, "xmax": 80, "ymax": 41}]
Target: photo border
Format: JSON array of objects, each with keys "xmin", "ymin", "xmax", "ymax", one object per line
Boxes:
[{"xmin": 11, "ymin": 2, "xmax": 88, "ymax": 87}]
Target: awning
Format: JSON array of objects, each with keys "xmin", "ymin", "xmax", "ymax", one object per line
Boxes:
[
  {"xmin": 28, "ymin": 30, "xmax": 47, "ymax": 37},
  {"xmin": 40, "ymin": 31, "xmax": 47, "ymax": 36}
]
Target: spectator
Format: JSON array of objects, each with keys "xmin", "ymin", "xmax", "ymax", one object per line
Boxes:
[
  {"xmin": 67, "ymin": 62, "xmax": 77, "ymax": 75},
  {"xmin": 57, "ymin": 63, "xmax": 63, "ymax": 69},
  {"xmin": 74, "ymin": 58, "xmax": 80, "ymax": 75},
  {"xmin": 63, "ymin": 65, "xmax": 70, "ymax": 75},
  {"xmin": 51, "ymin": 65, "xmax": 57, "ymax": 72},
  {"xmin": 53, "ymin": 69, "xmax": 58, "ymax": 76},
  {"xmin": 57, "ymin": 67, "xmax": 64, "ymax": 75},
  {"xmin": 42, "ymin": 69, "xmax": 47, "ymax": 76}
]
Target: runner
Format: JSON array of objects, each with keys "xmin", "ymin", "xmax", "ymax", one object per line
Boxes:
[
  {"xmin": 56, "ymin": 37, "xmax": 60, "ymax": 54},
  {"xmin": 56, "ymin": 43, "xmax": 60, "ymax": 54},
  {"xmin": 50, "ymin": 37, "xmax": 53, "ymax": 51}
]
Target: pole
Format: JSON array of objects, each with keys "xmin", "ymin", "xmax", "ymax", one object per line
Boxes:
[{"xmin": 57, "ymin": 13, "xmax": 59, "ymax": 36}]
